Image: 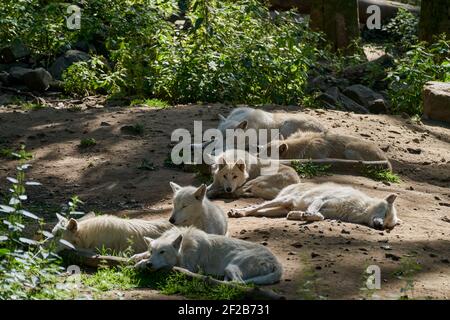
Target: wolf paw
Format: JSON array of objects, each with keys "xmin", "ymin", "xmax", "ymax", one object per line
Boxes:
[
  {"xmin": 286, "ymin": 211, "xmax": 305, "ymax": 221},
  {"xmin": 228, "ymin": 209, "xmax": 246, "ymax": 218}
]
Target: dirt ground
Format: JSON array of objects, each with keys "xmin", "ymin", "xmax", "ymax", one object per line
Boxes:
[{"xmin": 0, "ymin": 100, "xmax": 449, "ymax": 299}]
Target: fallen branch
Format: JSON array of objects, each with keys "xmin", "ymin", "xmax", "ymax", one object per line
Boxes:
[
  {"xmin": 59, "ymin": 249, "xmax": 285, "ymax": 300},
  {"xmin": 274, "ymin": 158, "xmax": 391, "ymax": 173}
]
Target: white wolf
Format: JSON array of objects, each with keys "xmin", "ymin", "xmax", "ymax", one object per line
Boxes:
[
  {"xmin": 229, "ymin": 182, "xmax": 401, "ymax": 230},
  {"xmin": 218, "ymin": 107, "xmax": 326, "ymax": 139},
  {"xmin": 206, "ymin": 149, "xmax": 300, "ymax": 200},
  {"xmin": 258, "ymin": 131, "xmax": 392, "ymax": 170},
  {"xmin": 51, "ymin": 213, "xmax": 173, "ymax": 253},
  {"xmin": 135, "ymin": 226, "xmax": 283, "ymax": 285},
  {"xmin": 169, "ymin": 182, "xmax": 228, "ymax": 235}
]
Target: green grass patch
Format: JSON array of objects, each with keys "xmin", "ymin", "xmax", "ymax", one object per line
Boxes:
[
  {"xmin": 21, "ymin": 102, "xmax": 45, "ymax": 111},
  {"xmin": 79, "ymin": 138, "xmax": 97, "ymax": 148},
  {"xmin": 392, "ymin": 258, "xmax": 422, "ymax": 300},
  {"xmin": 362, "ymin": 168, "xmax": 400, "ymax": 183},
  {"xmin": 296, "ymin": 254, "xmax": 326, "ymax": 300},
  {"xmin": 138, "ymin": 159, "xmax": 157, "ymax": 171},
  {"xmin": 131, "ymin": 98, "xmax": 170, "ymax": 109},
  {"xmin": 82, "ymin": 266, "xmax": 250, "ymax": 300},
  {"xmin": 291, "ymin": 161, "xmax": 331, "ymax": 178},
  {"xmin": 120, "ymin": 123, "xmax": 145, "ymax": 136}
]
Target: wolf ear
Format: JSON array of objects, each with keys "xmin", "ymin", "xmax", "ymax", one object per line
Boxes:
[
  {"xmin": 66, "ymin": 218, "xmax": 78, "ymax": 232},
  {"xmin": 386, "ymin": 194, "xmax": 397, "ymax": 204},
  {"xmin": 235, "ymin": 159, "xmax": 246, "ymax": 172},
  {"xmin": 143, "ymin": 237, "xmax": 153, "ymax": 247},
  {"xmin": 56, "ymin": 213, "xmax": 66, "ymax": 222},
  {"xmin": 218, "ymin": 114, "xmax": 226, "ymax": 122},
  {"xmin": 236, "ymin": 120, "xmax": 248, "ymax": 130},
  {"xmin": 218, "ymin": 157, "xmax": 228, "ymax": 170},
  {"xmin": 170, "ymin": 182, "xmax": 182, "ymax": 193},
  {"xmin": 279, "ymin": 143, "xmax": 288, "ymax": 154},
  {"xmin": 172, "ymin": 234, "xmax": 183, "ymax": 250},
  {"xmin": 194, "ymin": 184, "xmax": 207, "ymax": 201},
  {"xmin": 278, "ymin": 133, "xmax": 285, "ymax": 141}
]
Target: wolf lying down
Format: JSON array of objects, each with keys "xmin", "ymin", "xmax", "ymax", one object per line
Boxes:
[
  {"xmin": 134, "ymin": 226, "xmax": 283, "ymax": 285},
  {"xmin": 207, "ymin": 149, "xmax": 300, "ymax": 200},
  {"xmin": 229, "ymin": 182, "xmax": 401, "ymax": 230},
  {"xmin": 51, "ymin": 213, "xmax": 173, "ymax": 253},
  {"xmin": 258, "ymin": 131, "xmax": 392, "ymax": 170}
]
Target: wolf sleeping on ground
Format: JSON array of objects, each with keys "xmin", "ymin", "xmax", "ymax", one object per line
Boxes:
[
  {"xmin": 258, "ymin": 131, "xmax": 392, "ymax": 170},
  {"xmin": 229, "ymin": 182, "xmax": 401, "ymax": 230},
  {"xmin": 134, "ymin": 226, "xmax": 283, "ymax": 285},
  {"xmin": 206, "ymin": 149, "xmax": 300, "ymax": 200},
  {"xmin": 51, "ymin": 213, "xmax": 173, "ymax": 253},
  {"xmin": 218, "ymin": 107, "xmax": 327, "ymax": 139},
  {"xmin": 169, "ymin": 182, "xmax": 228, "ymax": 235}
]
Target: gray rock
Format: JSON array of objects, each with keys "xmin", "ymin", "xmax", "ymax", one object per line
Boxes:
[
  {"xmin": 8, "ymin": 67, "xmax": 52, "ymax": 91},
  {"xmin": 422, "ymin": 81, "xmax": 450, "ymax": 124},
  {"xmin": 342, "ymin": 54, "xmax": 394, "ymax": 83},
  {"xmin": 343, "ymin": 84, "xmax": 386, "ymax": 109},
  {"xmin": 49, "ymin": 50, "xmax": 91, "ymax": 80},
  {"xmin": 368, "ymin": 98, "xmax": 388, "ymax": 114},
  {"xmin": 317, "ymin": 86, "xmax": 369, "ymax": 113},
  {"xmin": 0, "ymin": 94, "xmax": 14, "ymax": 106},
  {"xmin": 309, "ymin": 75, "xmax": 339, "ymax": 92},
  {"xmin": 22, "ymin": 68, "xmax": 52, "ymax": 91},
  {"xmin": 0, "ymin": 40, "xmax": 30, "ymax": 63},
  {"xmin": 0, "ymin": 71, "xmax": 9, "ymax": 84}
]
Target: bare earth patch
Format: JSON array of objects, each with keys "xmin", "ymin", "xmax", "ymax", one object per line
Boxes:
[{"xmin": 0, "ymin": 102, "xmax": 449, "ymax": 299}]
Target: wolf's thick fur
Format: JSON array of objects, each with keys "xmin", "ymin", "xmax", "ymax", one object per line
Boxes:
[
  {"xmin": 52, "ymin": 214, "xmax": 173, "ymax": 253},
  {"xmin": 218, "ymin": 107, "xmax": 326, "ymax": 140},
  {"xmin": 135, "ymin": 226, "xmax": 283, "ymax": 285},
  {"xmin": 207, "ymin": 149, "xmax": 300, "ymax": 200},
  {"xmin": 169, "ymin": 183, "xmax": 228, "ymax": 235},
  {"xmin": 229, "ymin": 183, "xmax": 400, "ymax": 230},
  {"xmin": 259, "ymin": 131, "xmax": 391, "ymax": 170}
]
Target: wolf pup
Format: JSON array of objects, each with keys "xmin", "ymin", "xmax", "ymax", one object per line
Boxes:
[
  {"xmin": 51, "ymin": 213, "xmax": 173, "ymax": 253},
  {"xmin": 229, "ymin": 182, "xmax": 401, "ymax": 230},
  {"xmin": 258, "ymin": 131, "xmax": 392, "ymax": 170},
  {"xmin": 169, "ymin": 182, "xmax": 228, "ymax": 235},
  {"xmin": 207, "ymin": 149, "xmax": 300, "ymax": 200},
  {"xmin": 135, "ymin": 226, "xmax": 283, "ymax": 285}
]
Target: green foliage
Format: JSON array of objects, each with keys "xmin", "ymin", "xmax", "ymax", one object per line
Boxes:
[
  {"xmin": 0, "ymin": 153, "xmax": 72, "ymax": 300},
  {"xmin": 291, "ymin": 161, "xmax": 331, "ymax": 178},
  {"xmin": 131, "ymin": 98, "xmax": 170, "ymax": 109},
  {"xmin": 82, "ymin": 266, "xmax": 138, "ymax": 291},
  {"xmin": 387, "ymin": 35, "xmax": 450, "ymax": 116},
  {"xmin": 157, "ymin": 270, "xmax": 249, "ymax": 299},
  {"xmin": 62, "ymin": 56, "xmax": 125, "ymax": 97},
  {"xmin": 21, "ymin": 102, "xmax": 46, "ymax": 111},
  {"xmin": 362, "ymin": 168, "xmax": 400, "ymax": 183},
  {"xmin": 79, "ymin": 138, "xmax": 97, "ymax": 148},
  {"xmin": 383, "ymin": 8, "xmax": 419, "ymax": 54},
  {"xmin": 392, "ymin": 258, "xmax": 422, "ymax": 299}
]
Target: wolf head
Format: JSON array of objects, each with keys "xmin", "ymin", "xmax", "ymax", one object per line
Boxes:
[
  {"xmin": 51, "ymin": 212, "xmax": 95, "ymax": 251},
  {"xmin": 258, "ymin": 139, "xmax": 287, "ymax": 159},
  {"xmin": 213, "ymin": 158, "xmax": 248, "ymax": 193},
  {"xmin": 51, "ymin": 213, "xmax": 80, "ymax": 251},
  {"xmin": 169, "ymin": 183, "xmax": 207, "ymax": 226},
  {"xmin": 142, "ymin": 233, "xmax": 182, "ymax": 270},
  {"xmin": 217, "ymin": 113, "xmax": 248, "ymax": 135},
  {"xmin": 370, "ymin": 194, "xmax": 401, "ymax": 230}
]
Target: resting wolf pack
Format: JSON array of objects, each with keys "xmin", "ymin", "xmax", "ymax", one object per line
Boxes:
[{"xmin": 51, "ymin": 107, "xmax": 400, "ymax": 287}]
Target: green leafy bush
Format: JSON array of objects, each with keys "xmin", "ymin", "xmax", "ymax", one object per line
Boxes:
[
  {"xmin": 387, "ymin": 35, "xmax": 450, "ymax": 116},
  {"xmin": 383, "ymin": 8, "xmax": 419, "ymax": 54},
  {"xmin": 63, "ymin": 56, "xmax": 125, "ymax": 96}
]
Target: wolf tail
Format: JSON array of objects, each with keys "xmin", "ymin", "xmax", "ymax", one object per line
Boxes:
[{"xmin": 244, "ymin": 265, "xmax": 282, "ymax": 285}]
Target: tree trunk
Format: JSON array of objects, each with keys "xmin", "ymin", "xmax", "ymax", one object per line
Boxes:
[
  {"xmin": 310, "ymin": 0, "xmax": 360, "ymax": 51},
  {"xmin": 419, "ymin": 0, "xmax": 450, "ymax": 42}
]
